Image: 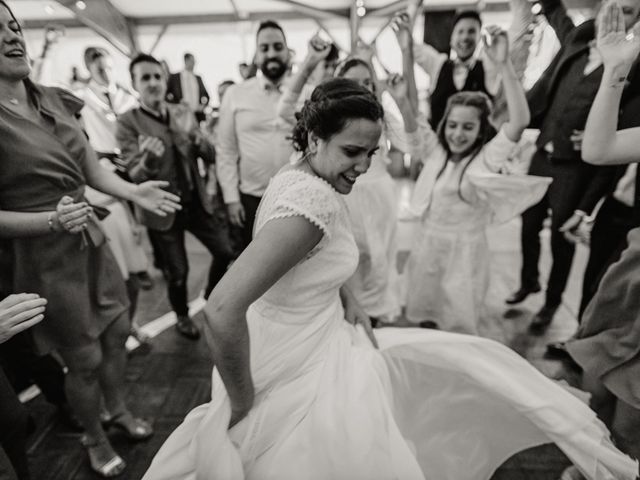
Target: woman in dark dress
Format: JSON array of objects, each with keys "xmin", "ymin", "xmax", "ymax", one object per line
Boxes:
[{"xmin": 0, "ymin": 2, "xmax": 180, "ymax": 477}]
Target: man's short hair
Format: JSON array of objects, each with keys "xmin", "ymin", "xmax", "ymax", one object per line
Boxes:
[
  {"xmin": 83, "ymin": 46, "xmax": 109, "ymax": 69},
  {"xmin": 256, "ymin": 20, "xmax": 286, "ymax": 42},
  {"xmin": 452, "ymin": 10, "xmax": 482, "ymax": 29},
  {"xmin": 184, "ymin": 52, "xmax": 194, "ymax": 61},
  {"xmin": 129, "ymin": 53, "xmax": 162, "ymax": 81}
]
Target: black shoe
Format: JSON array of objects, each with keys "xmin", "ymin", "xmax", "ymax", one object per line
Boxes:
[
  {"xmin": 545, "ymin": 340, "xmax": 570, "ymax": 359},
  {"xmin": 136, "ymin": 271, "xmax": 154, "ymax": 290},
  {"xmin": 505, "ymin": 283, "xmax": 541, "ymax": 305},
  {"xmin": 175, "ymin": 315, "xmax": 200, "ymax": 340},
  {"xmin": 528, "ymin": 304, "xmax": 558, "ymax": 335},
  {"xmin": 419, "ymin": 320, "xmax": 439, "ymax": 329}
]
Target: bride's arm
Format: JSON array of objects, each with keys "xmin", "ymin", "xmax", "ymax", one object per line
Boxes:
[{"xmin": 204, "ymin": 216, "xmax": 323, "ymax": 426}]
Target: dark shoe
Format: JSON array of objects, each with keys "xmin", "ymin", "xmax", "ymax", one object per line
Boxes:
[
  {"xmin": 505, "ymin": 283, "xmax": 541, "ymax": 305},
  {"xmin": 135, "ymin": 271, "xmax": 154, "ymax": 290},
  {"xmin": 175, "ymin": 315, "xmax": 200, "ymax": 340},
  {"xmin": 528, "ymin": 304, "xmax": 558, "ymax": 335},
  {"xmin": 545, "ymin": 340, "xmax": 571, "ymax": 359},
  {"xmin": 58, "ymin": 402, "xmax": 83, "ymax": 431},
  {"xmin": 419, "ymin": 320, "xmax": 439, "ymax": 329}
]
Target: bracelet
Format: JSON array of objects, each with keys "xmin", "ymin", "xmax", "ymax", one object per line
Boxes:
[{"xmin": 47, "ymin": 211, "xmax": 58, "ymax": 232}]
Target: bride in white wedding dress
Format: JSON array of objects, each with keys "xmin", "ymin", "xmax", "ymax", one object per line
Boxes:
[{"xmin": 142, "ymin": 78, "xmax": 638, "ymax": 480}]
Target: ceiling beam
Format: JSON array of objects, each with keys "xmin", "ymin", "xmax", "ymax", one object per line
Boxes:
[
  {"xmin": 54, "ymin": 0, "xmax": 139, "ymax": 56},
  {"xmin": 268, "ymin": 0, "xmax": 349, "ymax": 19}
]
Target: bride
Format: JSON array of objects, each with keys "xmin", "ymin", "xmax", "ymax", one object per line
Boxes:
[{"xmin": 143, "ymin": 78, "xmax": 637, "ymax": 480}]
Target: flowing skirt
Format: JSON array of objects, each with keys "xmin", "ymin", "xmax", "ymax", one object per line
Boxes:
[{"xmin": 142, "ymin": 306, "xmax": 637, "ymax": 480}]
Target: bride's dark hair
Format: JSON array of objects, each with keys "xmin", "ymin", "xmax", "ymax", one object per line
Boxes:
[{"xmin": 291, "ymin": 78, "xmax": 384, "ymax": 153}]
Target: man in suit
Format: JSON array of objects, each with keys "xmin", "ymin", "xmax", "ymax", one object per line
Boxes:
[
  {"xmin": 117, "ymin": 54, "xmax": 235, "ymax": 340},
  {"xmin": 166, "ymin": 53, "xmax": 210, "ymax": 123},
  {"xmin": 506, "ymin": 0, "xmax": 640, "ymax": 333}
]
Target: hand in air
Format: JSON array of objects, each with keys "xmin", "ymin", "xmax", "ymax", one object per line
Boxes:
[
  {"xmin": 391, "ymin": 12, "xmax": 413, "ymax": 51},
  {"xmin": 305, "ymin": 33, "xmax": 333, "ymax": 68},
  {"xmin": 482, "ymin": 26, "xmax": 509, "ymax": 64},
  {"xmin": 597, "ymin": 0, "xmax": 640, "ymax": 71}
]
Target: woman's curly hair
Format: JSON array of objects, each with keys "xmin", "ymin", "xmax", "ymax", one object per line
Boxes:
[{"xmin": 291, "ymin": 78, "xmax": 384, "ymax": 153}]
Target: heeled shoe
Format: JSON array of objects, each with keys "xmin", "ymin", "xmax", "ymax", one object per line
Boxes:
[
  {"xmin": 80, "ymin": 435, "xmax": 126, "ymax": 478},
  {"xmin": 103, "ymin": 412, "xmax": 153, "ymax": 441}
]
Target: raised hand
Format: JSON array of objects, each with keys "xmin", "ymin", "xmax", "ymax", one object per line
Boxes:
[
  {"xmin": 597, "ymin": 0, "xmax": 640, "ymax": 70},
  {"xmin": 386, "ymin": 73, "xmax": 408, "ymax": 101},
  {"xmin": 132, "ymin": 181, "xmax": 181, "ymax": 217},
  {"xmin": 482, "ymin": 26, "xmax": 510, "ymax": 64},
  {"xmin": 305, "ymin": 34, "xmax": 333, "ymax": 69},
  {"xmin": 354, "ymin": 41, "xmax": 375, "ymax": 63},
  {"xmin": 391, "ymin": 12, "xmax": 413, "ymax": 50}
]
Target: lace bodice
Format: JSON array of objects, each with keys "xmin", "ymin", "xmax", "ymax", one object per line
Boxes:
[{"xmin": 251, "ymin": 169, "xmax": 358, "ymax": 319}]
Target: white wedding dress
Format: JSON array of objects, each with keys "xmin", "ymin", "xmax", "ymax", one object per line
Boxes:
[{"xmin": 143, "ymin": 169, "xmax": 637, "ymax": 480}]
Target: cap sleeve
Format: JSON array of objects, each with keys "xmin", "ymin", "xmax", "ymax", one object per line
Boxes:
[{"xmin": 255, "ymin": 170, "xmax": 341, "ymax": 243}]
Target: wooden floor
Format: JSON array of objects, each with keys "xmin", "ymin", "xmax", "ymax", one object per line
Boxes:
[{"xmin": 23, "ymin": 179, "xmax": 587, "ymax": 480}]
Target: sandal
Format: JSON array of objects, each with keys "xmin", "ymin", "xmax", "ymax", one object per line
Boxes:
[
  {"xmin": 80, "ymin": 435, "xmax": 126, "ymax": 478},
  {"xmin": 104, "ymin": 411, "xmax": 154, "ymax": 441}
]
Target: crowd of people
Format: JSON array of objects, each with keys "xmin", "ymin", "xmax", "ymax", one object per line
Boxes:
[{"xmin": 1, "ymin": 0, "xmax": 640, "ymax": 478}]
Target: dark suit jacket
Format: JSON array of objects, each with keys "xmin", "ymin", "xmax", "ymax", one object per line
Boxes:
[
  {"xmin": 526, "ymin": 0, "xmax": 640, "ymax": 214},
  {"xmin": 116, "ymin": 103, "xmax": 215, "ymax": 231},
  {"xmin": 166, "ymin": 72, "xmax": 209, "ymax": 108}
]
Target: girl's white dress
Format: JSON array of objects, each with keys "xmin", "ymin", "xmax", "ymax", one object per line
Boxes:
[
  {"xmin": 405, "ymin": 125, "xmax": 551, "ymax": 333},
  {"xmin": 143, "ymin": 169, "xmax": 636, "ymax": 480}
]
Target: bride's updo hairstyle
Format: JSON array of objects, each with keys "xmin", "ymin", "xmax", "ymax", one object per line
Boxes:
[{"xmin": 291, "ymin": 78, "xmax": 384, "ymax": 154}]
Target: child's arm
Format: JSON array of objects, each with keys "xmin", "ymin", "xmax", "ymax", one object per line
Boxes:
[{"xmin": 484, "ymin": 26, "xmax": 531, "ymax": 143}]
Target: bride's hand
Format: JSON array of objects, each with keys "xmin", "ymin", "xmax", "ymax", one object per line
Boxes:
[{"xmin": 341, "ymin": 287, "xmax": 379, "ymax": 349}]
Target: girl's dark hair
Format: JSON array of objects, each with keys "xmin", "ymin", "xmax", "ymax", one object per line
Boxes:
[
  {"xmin": 0, "ymin": 1, "xmax": 22, "ymax": 35},
  {"xmin": 334, "ymin": 57, "xmax": 377, "ymax": 94},
  {"xmin": 291, "ymin": 78, "xmax": 384, "ymax": 153},
  {"xmin": 434, "ymin": 91, "xmax": 493, "ymax": 202}
]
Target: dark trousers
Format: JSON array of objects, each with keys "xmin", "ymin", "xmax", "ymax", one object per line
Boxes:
[
  {"xmin": 578, "ymin": 196, "xmax": 635, "ymax": 320},
  {"xmin": 0, "ymin": 367, "xmax": 29, "ymax": 480},
  {"xmin": 231, "ymin": 193, "xmax": 262, "ymax": 252},
  {"xmin": 148, "ymin": 198, "xmax": 235, "ymax": 315},
  {"xmin": 521, "ymin": 149, "xmax": 601, "ymax": 307},
  {"xmin": 0, "ymin": 333, "xmax": 66, "ymax": 408}
]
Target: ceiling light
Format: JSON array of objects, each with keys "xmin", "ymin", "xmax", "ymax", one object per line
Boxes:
[
  {"xmin": 357, "ymin": 6, "xmax": 366, "ymax": 17},
  {"xmin": 75, "ymin": 1, "xmax": 87, "ymax": 10},
  {"xmin": 44, "ymin": 4, "xmax": 55, "ymax": 14}
]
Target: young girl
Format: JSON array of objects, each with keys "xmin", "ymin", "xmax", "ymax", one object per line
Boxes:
[
  {"xmin": 278, "ymin": 36, "xmax": 418, "ymax": 323},
  {"xmin": 404, "ymin": 24, "xmax": 551, "ymax": 334}
]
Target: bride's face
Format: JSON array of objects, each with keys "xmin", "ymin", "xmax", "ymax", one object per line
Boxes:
[{"xmin": 308, "ymin": 118, "xmax": 381, "ymax": 194}]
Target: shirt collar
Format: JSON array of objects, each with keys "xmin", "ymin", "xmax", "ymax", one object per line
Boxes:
[
  {"xmin": 257, "ymin": 71, "xmax": 284, "ymax": 92},
  {"xmin": 140, "ymin": 102, "xmax": 168, "ymax": 123},
  {"xmin": 453, "ymin": 55, "xmax": 477, "ymax": 70}
]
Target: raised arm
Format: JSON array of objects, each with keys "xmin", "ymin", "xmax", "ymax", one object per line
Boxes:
[
  {"xmin": 582, "ymin": 1, "xmax": 640, "ymax": 165},
  {"xmin": 484, "ymin": 26, "xmax": 530, "ymax": 142},
  {"xmin": 204, "ymin": 214, "xmax": 323, "ymax": 426},
  {"xmin": 539, "ymin": 0, "xmax": 575, "ymax": 46},
  {"xmin": 277, "ymin": 35, "xmax": 333, "ymax": 125}
]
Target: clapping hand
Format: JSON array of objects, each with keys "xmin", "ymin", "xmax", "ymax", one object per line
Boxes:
[
  {"xmin": 597, "ymin": 0, "xmax": 640, "ymax": 71},
  {"xmin": 482, "ymin": 26, "xmax": 509, "ymax": 64},
  {"xmin": 55, "ymin": 196, "xmax": 93, "ymax": 234},
  {"xmin": 131, "ymin": 181, "xmax": 181, "ymax": 217},
  {"xmin": 0, "ymin": 294, "xmax": 46, "ymax": 344},
  {"xmin": 138, "ymin": 135, "xmax": 165, "ymax": 158}
]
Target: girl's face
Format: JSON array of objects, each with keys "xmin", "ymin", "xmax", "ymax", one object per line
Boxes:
[
  {"xmin": 308, "ymin": 118, "xmax": 382, "ymax": 194},
  {"xmin": 0, "ymin": 6, "xmax": 29, "ymax": 83},
  {"xmin": 444, "ymin": 105, "xmax": 482, "ymax": 158},
  {"xmin": 340, "ymin": 64, "xmax": 374, "ymax": 93}
]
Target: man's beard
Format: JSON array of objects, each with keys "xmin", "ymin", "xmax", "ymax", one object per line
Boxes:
[{"xmin": 260, "ymin": 58, "xmax": 288, "ymax": 81}]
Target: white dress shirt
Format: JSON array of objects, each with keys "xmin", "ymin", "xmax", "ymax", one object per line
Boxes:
[
  {"xmin": 216, "ymin": 73, "xmax": 294, "ymax": 203},
  {"xmin": 180, "ymin": 70, "xmax": 200, "ymax": 112}
]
